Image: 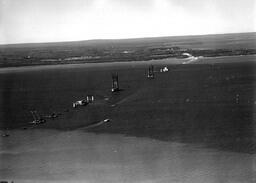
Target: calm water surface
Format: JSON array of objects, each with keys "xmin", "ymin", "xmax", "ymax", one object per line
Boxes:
[{"xmin": 0, "ymin": 129, "xmax": 255, "ymax": 183}]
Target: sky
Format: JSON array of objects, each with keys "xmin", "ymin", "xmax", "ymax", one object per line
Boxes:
[{"xmin": 0, "ymin": 0, "xmax": 255, "ymax": 44}]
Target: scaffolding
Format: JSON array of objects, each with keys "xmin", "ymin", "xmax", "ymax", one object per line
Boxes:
[
  {"xmin": 111, "ymin": 73, "xmax": 120, "ymax": 92},
  {"xmin": 147, "ymin": 65, "xmax": 154, "ymax": 79}
]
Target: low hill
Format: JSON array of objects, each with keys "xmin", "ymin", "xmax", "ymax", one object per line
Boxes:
[{"xmin": 0, "ymin": 32, "xmax": 256, "ymax": 68}]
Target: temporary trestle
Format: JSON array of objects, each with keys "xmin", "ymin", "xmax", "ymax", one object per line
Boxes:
[{"xmin": 111, "ymin": 72, "xmax": 120, "ymax": 92}]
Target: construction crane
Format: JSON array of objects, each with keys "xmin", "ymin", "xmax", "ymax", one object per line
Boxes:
[{"xmin": 29, "ymin": 110, "xmax": 46, "ymax": 124}]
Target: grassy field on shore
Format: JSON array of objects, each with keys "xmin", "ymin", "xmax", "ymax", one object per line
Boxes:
[
  {"xmin": 0, "ymin": 55, "xmax": 255, "ymax": 153},
  {"xmin": 0, "ymin": 32, "xmax": 256, "ymax": 67}
]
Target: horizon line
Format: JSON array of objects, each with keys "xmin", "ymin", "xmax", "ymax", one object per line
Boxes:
[{"xmin": 1, "ymin": 31, "xmax": 255, "ymax": 47}]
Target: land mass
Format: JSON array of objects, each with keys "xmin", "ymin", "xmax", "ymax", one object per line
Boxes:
[{"xmin": 0, "ymin": 32, "xmax": 256, "ymax": 68}]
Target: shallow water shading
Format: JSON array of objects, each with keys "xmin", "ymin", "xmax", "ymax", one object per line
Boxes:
[{"xmin": 0, "ymin": 129, "xmax": 255, "ymax": 183}]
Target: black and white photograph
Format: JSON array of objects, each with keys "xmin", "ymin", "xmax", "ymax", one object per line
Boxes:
[{"xmin": 0, "ymin": 0, "xmax": 255, "ymax": 182}]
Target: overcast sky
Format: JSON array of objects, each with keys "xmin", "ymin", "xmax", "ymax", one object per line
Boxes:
[{"xmin": 0, "ymin": 0, "xmax": 255, "ymax": 44}]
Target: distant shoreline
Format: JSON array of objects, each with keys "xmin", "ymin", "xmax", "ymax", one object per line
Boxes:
[
  {"xmin": 0, "ymin": 54, "xmax": 255, "ymax": 74},
  {"xmin": 1, "ymin": 32, "xmax": 255, "ymax": 69},
  {"xmin": 1, "ymin": 32, "xmax": 255, "ymax": 47}
]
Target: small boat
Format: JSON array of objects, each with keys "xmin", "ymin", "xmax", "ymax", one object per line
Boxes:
[
  {"xmin": 72, "ymin": 100, "xmax": 88, "ymax": 108},
  {"xmin": 1, "ymin": 133, "xmax": 10, "ymax": 137},
  {"xmin": 45, "ymin": 113, "xmax": 58, "ymax": 119},
  {"xmin": 1, "ymin": 128, "xmax": 10, "ymax": 137},
  {"xmin": 103, "ymin": 119, "xmax": 110, "ymax": 123}
]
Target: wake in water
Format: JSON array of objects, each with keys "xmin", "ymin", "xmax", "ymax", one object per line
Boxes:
[
  {"xmin": 78, "ymin": 119, "xmax": 110, "ymax": 130},
  {"xmin": 182, "ymin": 53, "xmax": 203, "ymax": 64}
]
